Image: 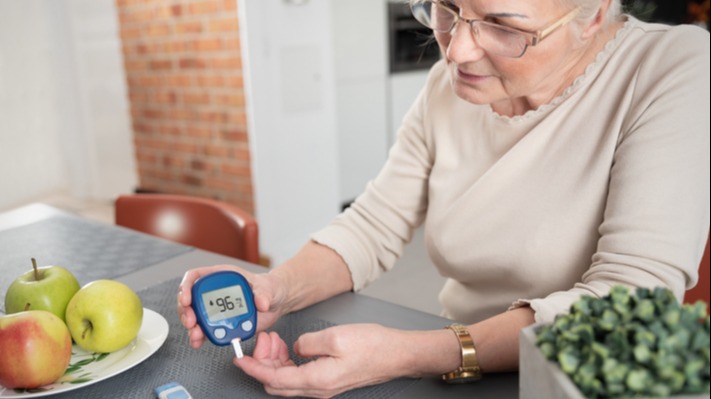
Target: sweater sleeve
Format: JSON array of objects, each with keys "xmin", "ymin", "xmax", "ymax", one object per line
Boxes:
[
  {"xmin": 517, "ymin": 25, "xmax": 711, "ymax": 323},
  {"xmin": 310, "ymin": 62, "xmax": 444, "ymax": 291}
]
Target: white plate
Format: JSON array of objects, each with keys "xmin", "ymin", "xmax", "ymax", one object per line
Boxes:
[{"xmin": 0, "ymin": 308, "xmax": 169, "ymax": 398}]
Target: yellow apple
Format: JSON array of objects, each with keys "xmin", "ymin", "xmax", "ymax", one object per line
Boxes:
[
  {"xmin": 0, "ymin": 310, "xmax": 72, "ymax": 389},
  {"xmin": 64, "ymin": 280, "xmax": 143, "ymax": 353}
]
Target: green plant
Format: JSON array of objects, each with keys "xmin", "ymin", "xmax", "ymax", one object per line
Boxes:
[{"xmin": 536, "ymin": 286, "xmax": 710, "ymax": 398}]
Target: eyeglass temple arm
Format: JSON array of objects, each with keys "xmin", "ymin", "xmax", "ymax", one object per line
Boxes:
[{"xmin": 531, "ymin": 8, "xmax": 581, "ymax": 46}]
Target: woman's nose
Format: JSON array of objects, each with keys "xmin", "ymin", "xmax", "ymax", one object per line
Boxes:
[{"xmin": 445, "ymin": 20, "xmax": 486, "ymax": 62}]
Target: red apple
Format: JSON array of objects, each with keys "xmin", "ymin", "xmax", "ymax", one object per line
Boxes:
[{"xmin": 0, "ymin": 310, "xmax": 72, "ymax": 389}]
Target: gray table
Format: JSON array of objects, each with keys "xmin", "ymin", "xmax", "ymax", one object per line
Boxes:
[{"xmin": 0, "ymin": 203, "xmax": 518, "ymax": 398}]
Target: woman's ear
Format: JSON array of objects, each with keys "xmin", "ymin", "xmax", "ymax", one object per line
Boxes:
[{"xmin": 581, "ymin": 0, "xmax": 612, "ymax": 39}]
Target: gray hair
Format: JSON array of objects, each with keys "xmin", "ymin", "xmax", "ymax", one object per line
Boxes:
[
  {"xmin": 545, "ymin": 0, "xmax": 623, "ymax": 45},
  {"xmin": 557, "ymin": 0, "xmax": 623, "ymax": 27}
]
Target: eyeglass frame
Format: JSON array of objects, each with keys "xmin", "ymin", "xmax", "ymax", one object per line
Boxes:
[{"xmin": 413, "ymin": 0, "xmax": 582, "ymax": 58}]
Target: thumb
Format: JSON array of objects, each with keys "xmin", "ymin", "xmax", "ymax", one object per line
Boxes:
[
  {"xmin": 294, "ymin": 329, "xmax": 338, "ymax": 359},
  {"xmin": 253, "ymin": 289, "xmax": 271, "ymax": 313}
]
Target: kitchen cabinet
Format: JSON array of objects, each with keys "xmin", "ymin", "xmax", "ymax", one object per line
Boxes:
[{"xmin": 332, "ymin": 0, "xmax": 390, "ymax": 207}]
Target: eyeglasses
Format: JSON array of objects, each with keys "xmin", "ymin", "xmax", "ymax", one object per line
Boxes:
[{"xmin": 410, "ymin": 0, "xmax": 581, "ymax": 58}]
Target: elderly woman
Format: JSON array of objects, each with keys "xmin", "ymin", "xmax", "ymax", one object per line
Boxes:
[{"xmin": 178, "ymin": 0, "xmax": 710, "ymax": 396}]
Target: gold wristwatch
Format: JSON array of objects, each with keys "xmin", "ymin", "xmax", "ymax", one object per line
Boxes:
[{"xmin": 441, "ymin": 323, "xmax": 482, "ymax": 383}]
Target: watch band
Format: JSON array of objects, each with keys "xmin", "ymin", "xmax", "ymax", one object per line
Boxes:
[{"xmin": 442, "ymin": 323, "xmax": 482, "ymax": 383}]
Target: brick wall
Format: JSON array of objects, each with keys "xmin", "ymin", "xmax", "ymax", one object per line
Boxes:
[{"xmin": 115, "ymin": 0, "xmax": 254, "ymax": 214}]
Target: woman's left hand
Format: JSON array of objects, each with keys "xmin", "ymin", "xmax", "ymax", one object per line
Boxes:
[{"xmin": 234, "ymin": 324, "xmax": 421, "ymax": 398}]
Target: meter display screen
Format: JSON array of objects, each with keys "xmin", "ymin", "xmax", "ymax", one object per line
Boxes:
[{"xmin": 201, "ymin": 285, "xmax": 249, "ymax": 322}]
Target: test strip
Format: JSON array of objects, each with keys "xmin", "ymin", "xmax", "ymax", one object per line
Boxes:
[{"xmin": 231, "ymin": 338, "xmax": 244, "ymax": 358}]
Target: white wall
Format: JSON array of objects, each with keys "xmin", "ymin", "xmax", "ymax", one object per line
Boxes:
[
  {"xmin": 1, "ymin": 1, "xmax": 72, "ymax": 209},
  {"xmin": 64, "ymin": 0, "xmax": 137, "ymax": 200},
  {"xmin": 0, "ymin": 0, "xmax": 136, "ymax": 211}
]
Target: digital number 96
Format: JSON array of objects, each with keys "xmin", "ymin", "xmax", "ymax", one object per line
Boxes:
[{"xmin": 216, "ymin": 296, "xmax": 243, "ymax": 312}]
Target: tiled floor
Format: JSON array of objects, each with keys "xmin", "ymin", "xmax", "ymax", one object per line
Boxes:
[{"xmin": 30, "ymin": 194, "xmax": 447, "ymax": 316}]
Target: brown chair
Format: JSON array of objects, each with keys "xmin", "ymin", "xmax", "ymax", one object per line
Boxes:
[
  {"xmin": 115, "ymin": 194, "xmax": 260, "ymax": 264},
  {"xmin": 684, "ymin": 232, "xmax": 710, "ymax": 307}
]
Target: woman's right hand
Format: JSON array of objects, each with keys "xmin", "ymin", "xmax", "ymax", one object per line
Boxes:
[{"xmin": 177, "ymin": 264, "xmax": 287, "ymax": 349}]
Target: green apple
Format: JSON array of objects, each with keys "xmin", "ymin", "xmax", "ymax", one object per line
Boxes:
[
  {"xmin": 65, "ymin": 279, "xmax": 143, "ymax": 353},
  {"xmin": 0, "ymin": 310, "xmax": 72, "ymax": 389},
  {"xmin": 4, "ymin": 258, "xmax": 80, "ymax": 323}
]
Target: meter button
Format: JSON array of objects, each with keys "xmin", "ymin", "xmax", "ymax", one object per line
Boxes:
[
  {"xmin": 241, "ymin": 320, "xmax": 254, "ymax": 332},
  {"xmin": 214, "ymin": 328, "xmax": 227, "ymax": 339}
]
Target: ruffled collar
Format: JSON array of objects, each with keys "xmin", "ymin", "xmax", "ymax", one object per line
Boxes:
[{"xmin": 489, "ymin": 16, "xmax": 635, "ymax": 123}]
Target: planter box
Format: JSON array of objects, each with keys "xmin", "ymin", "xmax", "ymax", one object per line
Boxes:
[{"xmin": 519, "ymin": 324, "xmax": 707, "ymax": 399}]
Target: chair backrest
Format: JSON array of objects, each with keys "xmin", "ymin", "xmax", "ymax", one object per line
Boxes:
[
  {"xmin": 684, "ymin": 232, "xmax": 710, "ymax": 307},
  {"xmin": 115, "ymin": 194, "xmax": 260, "ymax": 264}
]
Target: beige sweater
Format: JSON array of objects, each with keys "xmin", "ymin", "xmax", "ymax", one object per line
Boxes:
[{"xmin": 312, "ymin": 17, "xmax": 710, "ymax": 324}]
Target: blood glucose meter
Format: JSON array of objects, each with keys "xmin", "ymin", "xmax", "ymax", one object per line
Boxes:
[{"xmin": 191, "ymin": 271, "xmax": 257, "ymax": 357}]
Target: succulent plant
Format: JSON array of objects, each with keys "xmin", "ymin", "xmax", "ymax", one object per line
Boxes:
[{"xmin": 536, "ymin": 286, "xmax": 710, "ymax": 398}]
